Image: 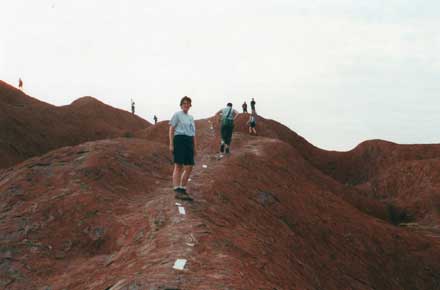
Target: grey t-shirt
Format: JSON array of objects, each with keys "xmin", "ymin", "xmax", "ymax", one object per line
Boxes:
[
  {"xmin": 169, "ymin": 111, "xmax": 196, "ymax": 136},
  {"xmin": 220, "ymin": 107, "xmax": 238, "ymax": 120}
]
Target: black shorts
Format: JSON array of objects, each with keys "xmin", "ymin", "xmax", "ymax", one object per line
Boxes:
[
  {"xmin": 250, "ymin": 121, "xmax": 256, "ymax": 128},
  {"xmin": 221, "ymin": 125, "xmax": 234, "ymax": 145},
  {"xmin": 173, "ymin": 135, "xmax": 195, "ymax": 165}
]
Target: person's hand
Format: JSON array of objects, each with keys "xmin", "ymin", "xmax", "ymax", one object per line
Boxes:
[{"xmin": 169, "ymin": 144, "xmax": 174, "ymax": 153}]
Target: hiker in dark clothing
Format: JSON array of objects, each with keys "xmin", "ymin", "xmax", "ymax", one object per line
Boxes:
[
  {"xmin": 248, "ymin": 113, "xmax": 257, "ymax": 135},
  {"xmin": 242, "ymin": 101, "xmax": 248, "ymax": 113},
  {"xmin": 131, "ymin": 99, "xmax": 135, "ymax": 114},
  {"xmin": 154, "ymin": 115, "xmax": 158, "ymax": 124},
  {"xmin": 169, "ymin": 96, "xmax": 196, "ymax": 201},
  {"xmin": 250, "ymin": 98, "xmax": 256, "ymax": 114},
  {"xmin": 219, "ymin": 103, "xmax": 239, "ymax": 154},
  {"xmin": 18, "ymin": 78, "xmax": 23, "ymax": 90}
]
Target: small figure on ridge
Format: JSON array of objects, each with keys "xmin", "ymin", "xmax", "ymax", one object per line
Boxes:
[
  {"xmin": 248, "ymin": 112, "xmax": 257, "ymax": 135},
  {"xmin": 250, "ymin": 97, "xmax": 256, "ymax": 114},
  {"xmin": 242, "ymin": 101, "xmax": 248, "ymax": 113},
  {"xmin": 219, "ymin": 102, "xmax": 239, "ymax": 154},
  {"xmin": 131, "ymin": 99, "xmax": 135, "ymax": 114}
]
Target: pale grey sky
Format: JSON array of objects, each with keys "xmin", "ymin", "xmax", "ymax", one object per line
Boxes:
[{"xmin": 1, "ymin": 0, "xmax": 439, "ymax": 150}]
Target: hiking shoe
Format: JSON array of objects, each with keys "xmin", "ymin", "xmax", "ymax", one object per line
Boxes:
[
  {"xmin": 220, "ymin": 143, "xmax": 225, "ymax": 153},
  {"xmin": 175, "ymin": 191, "xmax": 193, "ymax": 201},
  {"xmin": 225, "ymin": 147, "xmax": 230, "ymax": 154},
  {"xmin": 174, "ymin": 187, "xmax": 189, "ymax": 194}
]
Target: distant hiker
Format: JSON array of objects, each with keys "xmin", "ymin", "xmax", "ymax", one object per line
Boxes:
[
  {"xmin": 154, "ymin": 115, "xmax": 158, "ymax": 124},
  {"xmin": 18, "ymin": 78, "xmax": 23, "ymax": 90},
  {"xmin": 250, "ymin": 98, "xmax": 256, "ymax": 114},
  {"xmin": 131, "ymin": 99, "xmax": 135, "ymax": 114},
  {"xmin": 248, "ymin": 113, "xmax": 257, "ymax": 135},
  {"xmin": 169, "ymin": 96, "xmax": 196, "ymax": 201},
  {"xmin": 219, "ymin": 102, "xmax": 239, "ymax": 154},
  {"xmin": 242, "ymin": 101, "xmax": 248, "ymax": 113}
]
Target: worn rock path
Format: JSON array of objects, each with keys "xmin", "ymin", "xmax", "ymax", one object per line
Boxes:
[{"xmin": 107, "ymin": 118, "xmax": 248, "ymax": 290}]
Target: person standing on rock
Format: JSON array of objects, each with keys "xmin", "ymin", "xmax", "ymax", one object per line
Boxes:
[
  {"xmin": 219, "ymin": 102, "xmax": 239, "ymax": 154},
  {"xmin": 169, "ymin": 96, "xmax": 196, "ymax": 201},
  {"xmin": 250, "ymin": 97, "xmax": 256, "ymax": 114},
  {"xmin": 242, "ymin": 101, "xmax": 248, "ymax": 113},
  {"xmin": 131, "ymin": 99, "xmax": 135, "ymax": 114},
  {"xmin": 18, "ymin": 78, "xmax": 23, "ymax": 90},
  {"xmin": 248, "ymin": 112, "xmax": 257, "ymax": 135},
  {"xmin": 154, "ymin": 115, "xmax": 158, "ymax": 124}
]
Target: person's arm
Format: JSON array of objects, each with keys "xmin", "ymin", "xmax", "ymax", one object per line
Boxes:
[
  {"xmin": 169, "ymin": 113, "xmax": 178, "ymax": 152},
  {"xmin": 192, "ymin": 118, "xmax": 197, "ymax": 156},
  {"xmin": 233, "ymin": 110, "xmax": 239, "ymax": 120},
  {"xmin": 169, "ymin": 126, "xmax": 175, "ymax": 152},
  {"xmin": 217, "ymin": 109, "xmax": 223, "ymax": 124},
  {"xmin": 193, "ymin": 134, "xmax": 197, "ymax": 156}
]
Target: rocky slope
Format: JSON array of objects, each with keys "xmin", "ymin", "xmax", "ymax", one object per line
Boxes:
[
  {"xmin": 0, "ymin": 81, "xmax": 150, "ymax": 169},
  {"xmin": 1, "ymin": 111, "xmax": 440, "ymax": 289}
]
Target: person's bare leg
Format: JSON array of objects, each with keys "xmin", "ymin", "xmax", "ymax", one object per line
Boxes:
[
  {"xmin": 180, "ymin": 165, "xmax": 193, "ymax": 188},
  {"xmin": 173, "ymin": 164, "xmax": 183, "ymax": 189},
  {"xmin": 249, "ymin": 127, "xmax": 252, "ymax": 134},
  {"xmin": 252, "ymin": 128, "xmax": 257, "ymax": 135}
]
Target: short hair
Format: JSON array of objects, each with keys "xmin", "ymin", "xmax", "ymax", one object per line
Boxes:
[
  {"xmin": 180, "ymin": 96, "xmax": 192, "ymax": 106},
  {"xmin": 227, "ymin": 102, "xmax": 233, "ymax": 107}
]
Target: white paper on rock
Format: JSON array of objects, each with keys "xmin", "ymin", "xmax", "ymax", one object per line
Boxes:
[
  {"xmin": 173, "ymin": 259, "xmax": 187, "ymax": 270},
  {"xmin": 178, "ymin": 206, "xmax": 186, "ymax": 215}
]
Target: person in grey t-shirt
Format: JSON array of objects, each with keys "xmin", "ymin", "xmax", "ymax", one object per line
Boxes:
[{"xmin": 169, "ymin": 96, "xmax": 197, "ymax": 201}]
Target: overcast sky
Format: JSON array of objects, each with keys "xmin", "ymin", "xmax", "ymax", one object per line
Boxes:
[{"xmin": 1, "ymin": 0, "xmax": 439, "ymax": 150}]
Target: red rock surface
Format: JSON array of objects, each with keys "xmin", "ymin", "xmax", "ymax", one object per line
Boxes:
[
  {"xmin": 1, "ymin": 96, "xmax": 440, "ymax": 289},
  {"xmin": 0, "ymin": 81, "xmax": 150, "ymax": 169}
]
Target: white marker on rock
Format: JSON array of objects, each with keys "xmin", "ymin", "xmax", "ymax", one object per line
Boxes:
[
  {"xmin": 178, "ymin": 206, "xmax": 186, "ymax": 215},
  {"xmin": 173, "ymin": 259, "xmax": 187, "ymax": 270}
]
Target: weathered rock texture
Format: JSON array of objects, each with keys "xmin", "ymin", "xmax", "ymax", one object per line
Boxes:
[
  {"xmin": 1, "ymin": 86, "xmax": 440, "ymax": 289},
  {"xmin": 0, "ymin": 81, "xmax": 150, "ymax": 169}
]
